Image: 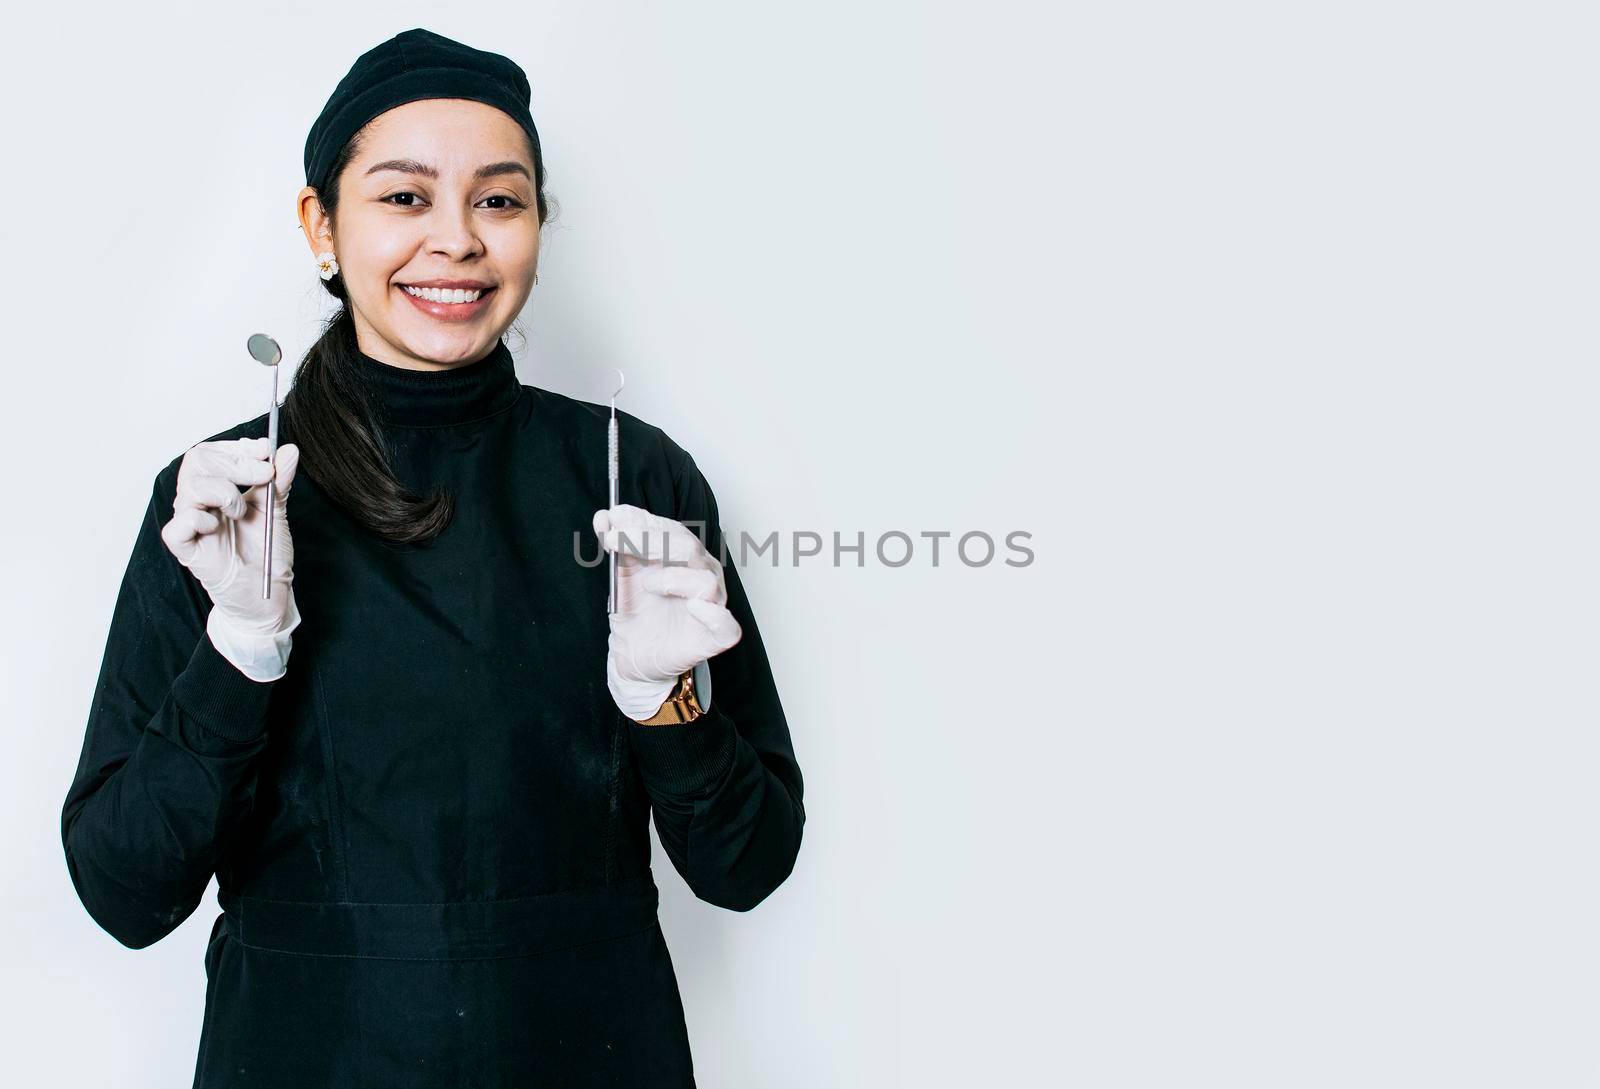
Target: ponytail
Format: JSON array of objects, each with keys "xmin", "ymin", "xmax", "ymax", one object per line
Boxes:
[{"xmin": 281, "ymin": 308, "xmax": 454, "ymax": 546}]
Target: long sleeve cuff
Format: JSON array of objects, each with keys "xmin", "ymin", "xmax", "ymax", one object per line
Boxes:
[
  {"xmin": 171, "ymin": 630, "xmax": 279, "ymax": 743},
  {"xmin": 627, "ymin": 703, "xmax": 739, "ymax": 797}
]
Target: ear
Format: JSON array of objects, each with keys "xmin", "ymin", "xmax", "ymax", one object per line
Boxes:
[{"xmin": 296, "ymin": 186, "xmax": 335, "ymax": 257}]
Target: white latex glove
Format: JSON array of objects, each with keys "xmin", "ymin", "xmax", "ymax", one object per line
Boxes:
[
  {"xmin": 160, "ymin": 437, "xmax": 302, "ymax": 681},
  {"xmin": 592, "ymin": 503, "xmax": 742, "ymax": 719}
]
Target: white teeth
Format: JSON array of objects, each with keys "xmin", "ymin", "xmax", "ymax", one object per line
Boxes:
[{"xmin": 402, "ymin": 285, "xmax": 484, "ymax": 303}]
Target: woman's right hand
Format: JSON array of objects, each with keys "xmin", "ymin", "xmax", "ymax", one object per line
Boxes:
[{"xmin": 160, "ymin": 437, "xmax": 301, "ymax": 636}]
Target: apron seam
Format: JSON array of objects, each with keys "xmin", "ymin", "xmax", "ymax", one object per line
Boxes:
[{"xmin": 222, "ymin": 918, "xmax": 658, "ymax": 962}]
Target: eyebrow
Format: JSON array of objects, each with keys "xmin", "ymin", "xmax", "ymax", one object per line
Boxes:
[{"xmin": 364, "ymin": 159, "xmax": 532, "ymax": 182}]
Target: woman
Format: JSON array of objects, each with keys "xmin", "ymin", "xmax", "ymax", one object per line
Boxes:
[{"xmin": 59, "ymin": 28, "xmax": 805, "ymax": 1088}]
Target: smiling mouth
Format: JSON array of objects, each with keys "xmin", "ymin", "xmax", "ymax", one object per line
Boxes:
[{"xmin": 398, "ymin": 284, "xmax": 495, "ymax": 304}]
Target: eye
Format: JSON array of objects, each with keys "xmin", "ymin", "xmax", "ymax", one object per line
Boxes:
[{"xmin": 380, "ymin": 192, "xmax": 526, "ymax": 210}]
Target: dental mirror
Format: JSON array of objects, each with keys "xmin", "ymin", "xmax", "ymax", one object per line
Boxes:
[{"xmin": 246, "ymin": 334, "xmax": 282, "ymax": 600}]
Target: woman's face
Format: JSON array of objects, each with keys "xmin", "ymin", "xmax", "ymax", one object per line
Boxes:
[{"xmin": 304, "ymin": 97, "xmax": 541, "ymax": 369}]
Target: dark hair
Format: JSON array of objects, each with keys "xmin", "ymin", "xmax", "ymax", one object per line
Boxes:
[{"xmin": 280, "ymin": 123, "xmax": 555, "ymax": 546}]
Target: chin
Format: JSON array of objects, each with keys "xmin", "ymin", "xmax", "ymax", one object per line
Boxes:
[{"xmin": 399, "ymin": 325, "xmax": 501, "ymax": 361}]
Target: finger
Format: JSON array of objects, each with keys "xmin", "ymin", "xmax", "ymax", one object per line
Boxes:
[
  {"xmin": 188, "ymin": 437, "xmax": 276, "ymax": 489},
  {"xmin": 618, "ymin": 505, "xmax": 717, "ymax": 562},
  {"xmin": 600, "ymin": 527, "xmax": 710, "ymax": 569},
  {"xmin": 245, "ymin": 443, "xmax": 302, "ymax": 513},
  {"xmin": 178, "ymin": 474, "xmax": 251, "ymax": 520},
  {"xmin": 637, "ymin": 563, "xmax": 722, "ymax": 603},
  {"xmin": 599, "ymin": 509, "xmax": 717, "ymax": 570},
  {"xmin": 274, "ymin": 444, "xmax": 300, "ymax": 497},
  {"xmin": 188, "ymin": 435, "xmax": 272, "ymax": 469},
  {"xmin": 173, "ymin": 503, "xmax": 223, "ymax": 537},
  {"xmin": 160, "ymin": 506, "xmax": 215, "ymax": 563},
  {"xmin": 594, "ymin": 509, "xmax": 659, "ymax": 572},
  {"xmin": 607, "ymin": 504, "xmax": 686, "ymax": 538},
  {"xmin": 160, "ymin": 521, "xmax": 193, "ymax": 565},
  {"xmin": 684, "ymin": 597, "xmax": 742, "ymax": 650}
]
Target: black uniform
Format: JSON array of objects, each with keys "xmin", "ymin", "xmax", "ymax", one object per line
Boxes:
[{"xmin": 60, "ymin": 339, "xmax": 806, "ymax": 1087}]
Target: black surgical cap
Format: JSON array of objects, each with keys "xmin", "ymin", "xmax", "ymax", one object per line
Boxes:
[{"xmin": 303, "ymin": 27, "xmax": 545, "ymax": 195}]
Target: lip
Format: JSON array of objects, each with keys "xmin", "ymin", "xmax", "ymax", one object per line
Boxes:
[{"xmin": 397, "ymin": 282, "xmax": 496, "ymax": 322}]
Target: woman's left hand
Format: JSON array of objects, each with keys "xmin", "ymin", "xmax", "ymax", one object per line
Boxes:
[{"xmin": 592, "ymin": 503, "xmax": 742, "ymax": 719}]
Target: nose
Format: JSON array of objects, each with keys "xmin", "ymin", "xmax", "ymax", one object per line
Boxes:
[{"xmin": 424, "ymin": 204, "xmax": 484, "ymax": 261}]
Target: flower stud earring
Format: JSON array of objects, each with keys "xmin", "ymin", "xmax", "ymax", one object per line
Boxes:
[{"xmin": 316, "ymin": 251, "xmax": 340, "ymax": 280}]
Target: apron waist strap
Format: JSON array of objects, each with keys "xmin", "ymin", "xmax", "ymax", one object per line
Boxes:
[{"xmin": 216, "ymin": 874, "xmax": 659, "ymax": 961}]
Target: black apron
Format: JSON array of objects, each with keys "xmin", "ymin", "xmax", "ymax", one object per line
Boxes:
[{"xmin": 64, "ymin": 344, "xmax": 803, "ymax": 1089}]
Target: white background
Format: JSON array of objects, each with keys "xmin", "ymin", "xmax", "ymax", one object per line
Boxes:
[{"xmin": 3, "ymin": 1, "xmax": 1593, "ymax": 1086}]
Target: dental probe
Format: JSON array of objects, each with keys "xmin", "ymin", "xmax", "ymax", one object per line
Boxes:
[{"xmin": 608, "ymin": 368, "xmax": 625, "ymax": 614}]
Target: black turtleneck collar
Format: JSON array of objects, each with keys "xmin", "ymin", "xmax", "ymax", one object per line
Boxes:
[{"xmin": 353, "ymin": 338, "xmax": 521, "ymax": 428}]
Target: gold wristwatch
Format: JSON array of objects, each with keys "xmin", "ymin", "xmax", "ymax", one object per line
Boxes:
[{"xmin": 635, "ymin": 668, "xmax": 706, "ymax": 726}]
